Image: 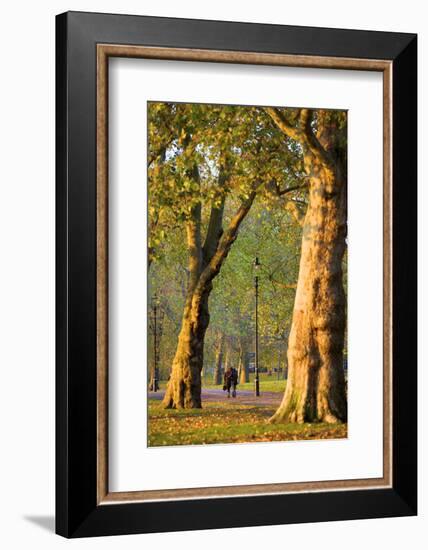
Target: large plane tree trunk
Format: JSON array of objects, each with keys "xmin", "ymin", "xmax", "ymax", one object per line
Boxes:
[{"xmin": 266, "ymin": 108, "xmax": 348, "ymax": 424}]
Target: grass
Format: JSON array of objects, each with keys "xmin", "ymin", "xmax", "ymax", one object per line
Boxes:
[
  {"xmin": 204, "ymin": 379, "xmax": 286, "ymax": 393},
  {"xmin": 155, "ymin": 374, "xmax": 287, "ymax": 394},
  {"xmin": 148, "ymin": 399, "xmax": 347, "ymax": 447}
]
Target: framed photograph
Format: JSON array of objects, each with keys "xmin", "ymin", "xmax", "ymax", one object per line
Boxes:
[{"xmin": 56, "ymin": 11, "xmax": 417, "ymax": 538}]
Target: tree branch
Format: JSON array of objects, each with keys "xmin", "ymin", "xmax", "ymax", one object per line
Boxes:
[
  {"xmin": 195, "ymin": 182, "xmax": 262, "ymax": 295},
  {"xmin": 202, "ymin": 167, "xmax": 228, "ymax": 263},
  {"xmin": 285, "ymin": 200, "xmax": 306, "ymax": 227},
  {"xmin": 185, "ymin": 165, "xmax": 203, "ymax": 294},
  {"xmin": 269, "ymin": 276, "xmax": 297, "ymax": 290},
  {"xmin": 264, "ymin": 107, "xmax": 303, "ymax": 142},
  {"xmin": 265, "ymin": 107, "xmax": 333, "ymax": 169},
  {"xmin": 148, "ymin": 134, "xmax": 174, "ymax": 167},
  {"xmin": 277, "ymin": 182, "xmax": 308, "ymax": 196},
  {"xmin": 300, "ymin": 109, "xmax": 334, "ymax": 167}
]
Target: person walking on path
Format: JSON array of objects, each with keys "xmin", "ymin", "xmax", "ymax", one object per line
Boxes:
[{"xmin": 223, "ymin": 366, "xmax": 238, "ymax": 398}]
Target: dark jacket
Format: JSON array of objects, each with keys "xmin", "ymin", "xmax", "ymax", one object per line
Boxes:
[{"xmin": 224, "ymin": 368, "xmax": 238, "ymax": 387}]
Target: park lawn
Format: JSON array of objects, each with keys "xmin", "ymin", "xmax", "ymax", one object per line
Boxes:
[
  {"xmin": 148, "ymin": 399, "xmax": 347, "ymax": 446},
  {"xmin": 155, "ymin": 375, "xmax": 286, "ymax": 394},
  {"xmin": 205, "ymin": 379, "xmax": 287, "ymax": 393}
]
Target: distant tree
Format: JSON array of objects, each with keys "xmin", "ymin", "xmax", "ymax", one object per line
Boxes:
[
  {"xmin": 212, "ymin": 331, "xmax": 225, "ymax": 385},
  {"xmin": 238, "ymin": 336, "xmax": 250, "ymax": 384},
  {"xmin": 208, "ymin": 201, "xmax": 301, "ymax": 383}
]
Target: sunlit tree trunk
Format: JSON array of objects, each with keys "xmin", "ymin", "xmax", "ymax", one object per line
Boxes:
[
  {"xmin": 239, "ymin": 337, "xmax": 250, "ymax": 383},
  {"xmin": 223, "ymin": 340, "xmax": 231, "ymax": 372},
  {"xmin": 237, "ymin": 340, "xmax": 243, "ymax": 380},
  {"xmin": 213, "ymin": 333, "xmax": 225, "ymax": 385},
  {"xmin": 266, "ymin": 108, "xmax": 347, "ymax": 424}
]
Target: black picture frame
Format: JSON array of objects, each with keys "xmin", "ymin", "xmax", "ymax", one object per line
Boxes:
[{"xmin": 56, "ymin": 11, "xmax": 417, "ymax": 538}]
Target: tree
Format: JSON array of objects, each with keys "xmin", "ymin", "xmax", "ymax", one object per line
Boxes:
[
  {"xmin": 238, "ymin": 337, "xmax": 250, "ymax": 383},
  {"xmin": 265, "ymin": 108, "xmax": 347, "ymax": 424},
  {"xmin": 149, "ymin": 103, "xmax": 270, "ymax": 409},
  {"xmin": 212, "ymin": 331, "xmax": 225, "ymax": 385},
  {"xmin": 149, "ymin": 102, "xmax": 347, "ymax": 417}
]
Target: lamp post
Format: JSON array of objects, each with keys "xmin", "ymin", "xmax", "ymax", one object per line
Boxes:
[
  {"xmin": 149, "ymin": 293, "xmax": 164, "ymax": 392},
  {"xmin": 254, "ymin": 256, "xmax": 261, "ymax": 397}
]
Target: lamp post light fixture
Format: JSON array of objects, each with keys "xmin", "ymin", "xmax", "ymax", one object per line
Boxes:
[{"xmin": 254, "ymin": 256, "xmax": 261, "ymax": 397}]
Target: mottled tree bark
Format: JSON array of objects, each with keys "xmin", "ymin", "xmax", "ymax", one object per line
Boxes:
[
  {"xmin": 266, "ymin": 108, "xmax": 347, "ymax": 424},
  {"xmin": 162, "ymin": 287, "xmax": 211, "ymax": 408}
]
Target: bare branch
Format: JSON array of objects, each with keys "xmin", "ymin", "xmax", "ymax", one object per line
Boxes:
[
  {"xmin": 270, "ymin": 278, "xmax": 297, "ymax": 290},
  {"xmin": 277, "ymin": 183, "xmax": 308, "ymax": 196}
]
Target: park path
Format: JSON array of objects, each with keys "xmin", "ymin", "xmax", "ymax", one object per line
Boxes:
[{"xmin": 148, "ymin": 388, "xmax": 282, "ymax": 407}]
